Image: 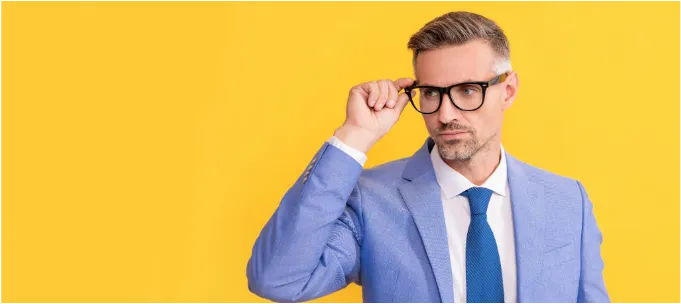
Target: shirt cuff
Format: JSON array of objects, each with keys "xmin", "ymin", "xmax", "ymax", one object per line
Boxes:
[{"xmin": 327, "ymin": 136, "xmax": 367, "ymax": 167}]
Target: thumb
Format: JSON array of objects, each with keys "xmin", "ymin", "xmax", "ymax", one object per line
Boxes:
[{"xmin": 393, "ymin": 77, "xmax": 415, "ymax": 91}]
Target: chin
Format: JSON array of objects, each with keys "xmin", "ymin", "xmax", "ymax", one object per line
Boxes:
[{"xmin": 436, "ymin": 139, "xmax": 477, "ymax": 160}]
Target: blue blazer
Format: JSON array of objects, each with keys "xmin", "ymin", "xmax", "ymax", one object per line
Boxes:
[{"xmin": 247, "ymin": 138, "xmax": 610, "ymax": 302}]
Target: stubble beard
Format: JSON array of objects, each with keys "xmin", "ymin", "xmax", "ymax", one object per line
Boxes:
[
  {"xmin": 436, "ymin": 130, "xmax": 497, "ymax": 162},
  {"xmin": 437, "ymin": 136, "xmax": 480, "ymax": 161}
]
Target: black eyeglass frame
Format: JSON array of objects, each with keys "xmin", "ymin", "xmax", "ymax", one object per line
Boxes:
[{"xmin": 404, "ymin": 72, "xmax": 509, "ymax": 114}]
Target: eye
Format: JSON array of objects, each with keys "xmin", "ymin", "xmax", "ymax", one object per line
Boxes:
[
  {"xmin": 422, "ymin": 88, "xmax": 439, "ymax": 97},
  {"xmin": 458, "ymin": 85, "xmax": 481, "ymax": 95}
]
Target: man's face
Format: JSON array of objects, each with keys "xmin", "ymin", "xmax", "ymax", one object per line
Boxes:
[{"xmin": 414, "ymin": 39, "xmax": 517, "ymax": 161}]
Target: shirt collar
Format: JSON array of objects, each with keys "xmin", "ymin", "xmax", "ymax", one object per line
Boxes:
[{"xmin": 430, "ymin": 143, "xmax": 508, "ymax": 199}]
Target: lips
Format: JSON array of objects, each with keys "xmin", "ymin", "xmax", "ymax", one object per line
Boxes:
[
  {"xmin": 438, "ymin": 131, "xmax": 469, "ymax": 140},
  {"xmin": 439, "ymin": 131, "xmax": 468, "ymax": 135}
]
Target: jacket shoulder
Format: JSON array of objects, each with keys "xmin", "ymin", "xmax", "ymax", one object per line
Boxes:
[
  {"xmin": 357, "ymin": 156, "xmax": 410, "ymax": 185},
  {"xmin": 509, "ymin": 154, "xmax": 583, "ymax": 197}
]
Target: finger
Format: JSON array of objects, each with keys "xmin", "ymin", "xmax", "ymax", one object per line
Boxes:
[
  {"xmin": 366, "ymin": 82, "xmax": 379, "ymax": 107},
  {"xmin": 375, "ymin": 80, "xmax": 390, "ymax": 111},
  {"xmin": 386, "ymin": 80, "xmax": 398, "ymax": 109},
  {"xmin": 393, "ymin": 78, "xmax": 416, "ymax": 91}
]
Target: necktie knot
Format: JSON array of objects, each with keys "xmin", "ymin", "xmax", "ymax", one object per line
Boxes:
[{"xmin": 462, "ymin": 187, "xmax": 493, "ymax": 215}]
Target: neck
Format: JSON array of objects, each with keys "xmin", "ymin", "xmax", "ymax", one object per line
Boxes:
[{"xmin": 442, "ymin": 140, "xmax": 502, "ymax": 186}]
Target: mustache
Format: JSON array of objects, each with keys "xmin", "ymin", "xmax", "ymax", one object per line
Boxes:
[{"xmin": 437, "ymin": 122, "xmax": 472, "ymax": 133}]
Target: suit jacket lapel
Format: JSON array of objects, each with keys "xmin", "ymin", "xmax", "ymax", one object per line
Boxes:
[
  {"xmin": 506, "ymin": 152, "xmax": 545, "ymax": 302},
  {"xmin": 396, "ymin": 139, "xmax": 547, "ymax": 303},
  {"xmin": 398, "ymin": 138, "xmax": 454, "ymax": 303}
]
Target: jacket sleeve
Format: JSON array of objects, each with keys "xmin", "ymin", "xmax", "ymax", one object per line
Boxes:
[
  {"xmin": 246, "ymin": 142, "xmax": 364, "ymax": 302},
  {"xmin": 576, "ymin": 180, "xmax": 611, "ymax": 303}
]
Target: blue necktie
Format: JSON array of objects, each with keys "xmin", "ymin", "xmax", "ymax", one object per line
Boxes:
[{"xmin": 462, "ymin": 187, "xmax": 504, "ymax": 303}]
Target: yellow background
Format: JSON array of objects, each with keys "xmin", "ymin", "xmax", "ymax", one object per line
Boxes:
[{"xmin": 3, "ymin": 1, "xmax": 679, "ymax": 303}]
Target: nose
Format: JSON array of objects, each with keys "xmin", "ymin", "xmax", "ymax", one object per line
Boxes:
[{"xmin": 438, "ymin": 94, "xmax": 464, "ymax": 124}]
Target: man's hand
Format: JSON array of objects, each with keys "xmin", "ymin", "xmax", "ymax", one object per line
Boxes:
[{"xmin": 334, "ymin": 78, "xmax": 415, "ymax": 153}]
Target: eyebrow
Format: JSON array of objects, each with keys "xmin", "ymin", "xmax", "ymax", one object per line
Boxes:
[{"xmin": 417, "ymin": 79, "xmax": 477, "ymax": 87}]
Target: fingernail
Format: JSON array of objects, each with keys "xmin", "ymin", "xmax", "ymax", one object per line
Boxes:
[{"xmin": 388, "ymin": 100, "xmax": 395, "ymax": 107}]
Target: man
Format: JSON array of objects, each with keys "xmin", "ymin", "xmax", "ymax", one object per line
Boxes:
[{"xmin": 247, "ymin": 11, "xmax": 610, "ymax": 303}]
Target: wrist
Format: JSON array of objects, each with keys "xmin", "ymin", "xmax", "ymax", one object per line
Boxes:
[{"xmin": 333, "ymin": 124, "xmax": 379, "ymax": 154}]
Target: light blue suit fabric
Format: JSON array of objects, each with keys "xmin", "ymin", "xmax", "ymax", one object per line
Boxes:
[{"xmin": 246, "ymin": 137, "xmax": 610, "ymax": 303}]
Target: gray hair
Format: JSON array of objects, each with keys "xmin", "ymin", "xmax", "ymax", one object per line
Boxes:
[{"xmin": 408, "ymin": 11, "xmax": 512, "ymax": 74}]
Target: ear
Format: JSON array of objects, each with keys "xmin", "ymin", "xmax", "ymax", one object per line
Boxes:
[{"xmin": 501, "ymin": 71, "xmax": 519, "ymax": 111}]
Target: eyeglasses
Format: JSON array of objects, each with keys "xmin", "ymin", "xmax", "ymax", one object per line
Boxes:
[{"xmin": 404, "ymin": 72, "xmax": 509, "ymax": 114}]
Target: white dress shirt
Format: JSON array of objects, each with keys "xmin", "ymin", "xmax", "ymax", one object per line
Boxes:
[
  {"xmin": 328, "ymin": 136, "xmax": 517, "ymax": 303},
  {"xmin": 430, "ymin": 144, "xmax": 517, "ymax": 303}
]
